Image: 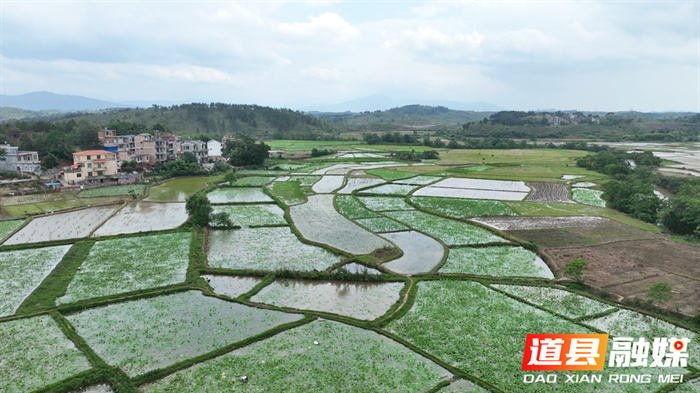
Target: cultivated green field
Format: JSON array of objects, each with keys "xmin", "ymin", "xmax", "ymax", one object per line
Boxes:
[{"xmin": 1, "ymin": 145, "xmax": 696, "ymax": 393}]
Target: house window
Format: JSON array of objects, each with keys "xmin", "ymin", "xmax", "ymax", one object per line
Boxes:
[
  {"xmin": 97, "ymin": 155, "xmax": 101, "ymax": 159},
  {"xmin": 76, "ymin": 173, "xmax": 82, "ymax": 178},
  {"xmin": 87, "ymin": 156, "xmax": 91, "ymax": 160},
  {"xmin": 88, "ymin": 172, "xmax": 93, "ymax": 177},
  {"xmin": 87, "ymin": 163, "xmax": 92, "ymax": 168}
]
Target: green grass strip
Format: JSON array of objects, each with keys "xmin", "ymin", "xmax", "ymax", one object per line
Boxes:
[{"xmin": 15, "ymin": 241, "xmax": 94, "ymax": 315}]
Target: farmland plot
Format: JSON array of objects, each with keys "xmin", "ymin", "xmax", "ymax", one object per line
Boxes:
[
  {"xmin": 202, "ymin": 275, "xmax": 263, "ymax": 298},
  {"xmin": 381, "ymin": 231, "xmax": 445, "ymax": 274},
  {"xmin": 358, "ymin": 196, "xmax": 415, "ymax": 212},
  {"xmin": 230, "ymin": 176, "xmax": 276, "ymax": 187},
  {"xmin": 355, "ymin": 217, "xmax": 408, "ymax": 233},
  {"xmin": 206, "ymin": 188, "xmax": 273, "ymax": 204},
  {"xmin": 429, "ymin": 178, "xmax": 531, "ymax": 192},
  {"xmin": 440, "ymin": 246, "xmax": 553, "ymax": 278},
  {"xmin": 77, "ymin": 184, "xmax": 146, "ymax": 198},
  {"xmin": 572, "ymin": 182, "xmax": 597, "ymax": 188},
  {"xmin": 336, "ymin": 177, "xmax": 385, "ymax": 194},
  {"xmin": 5, "ymin": 205, "xmax": 118, "ymax": 245},
  {"xmin": 57, "ymin": 233, "xmax": 191, "ymax": 305},
  {"xmin": 584, "ymin": 308, "xmax": 699, "ymax": 365},
  {"xmin": 287, "ymin": 175, "xmax": 321, "ymax": 186},
  {"xmin": 311, "ymin": 175, "xmax": 345, "ymax": 193},
  {"xmin": 414, "ymin": 187, "xmax": 529, "ymax": 201},
  {"xmin": 207, "ymin": 227, "xmax": 341, "ymax": 271},
  {"xmin": 473, "ymin": 216, "xmax": 607, "ymax": 231},
  {"xmin": 334, "ymin": 195, "xmax": 380, "ymax": 219},
  {"xmin": 289, "ymin": 195, "xmax": 391, "ymax": 254},
  {"xmin": 411, "ymin": 197, "xmax": 517, "ymax": 218},
  {"xmin": 387, "ymin": 280, "xmax": 674, "ymax": 393},
  {"xmin": 211, "ymin": 204, "xmax": 286, "ymax": 227},
  {"xmin": 525, "ymin": 182, "xmax": 571, "ymax": 203},
  {"xmin": 356, "ymin": 184, "xmax": 418, "ymax": 196},
  {"xmin": 251, "ymin": 279, "xmax": 405, "ymax": 320},
  {"xmin": 74, "ymin": 385, "xmax": 114, "ymax": 393},
  {"xmin": 394, "ymin": 175, "xmax": 442, "ymax": 186},
  {"xmin": 0, "ymin": 245, "xmax": 71, "ymax": 317},
  {"xmin": 0, "ymin": 219, "xmax": 23, "ymax": 243},
  {"xmin": 336, "ymin": 262, "xmax": 381, "ymax": 275},
  {"xmin": 492, "ymin": 285, "xmax": 615, "ymax": 318},
  {"xmin": 0, "ymin": 315, "xmax": 92, "ymax": 392},
  {"xmin": 365, "ymin": 169, "xmax": 415, "ymax": 181},
  {"xmin": 93, "ymin": 202, "xmax": 188, "ymax": 237},
  {"xmin": 572, "ymin": 189, "xmax": 606, "ymax": 207},
  {"xmin": 268, "ymin": 181, "xmax": 314, "ymax": 206},
  {"xmin": 141, "ymin": 320, "xmax": 449, "ymax": 393},
  {"xmin": 67, "ymin": 291, "xmax": 303, "ymax": 377},
  {"xmin": 384, "ymin": 210, "xmax": 506, "ymax": 246}
]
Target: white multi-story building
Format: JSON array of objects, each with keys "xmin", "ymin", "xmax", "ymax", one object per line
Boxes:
[{"xmin": 180, "ymin": 140, "xmax": 209, "ymax": 164}]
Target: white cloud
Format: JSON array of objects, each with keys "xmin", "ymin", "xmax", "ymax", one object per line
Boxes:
[
  {"xmin": 278, "ymin": 12, "xmax": 359, "ymax": 41},
  {"xmin": 300, "ymin": 67, "xmax": 341, "ymax": 80}
]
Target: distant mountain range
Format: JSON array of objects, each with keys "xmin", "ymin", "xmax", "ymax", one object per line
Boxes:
[
  {"xmin": 0, "ymin": 92, "xmax": 129, "ymax": 111},
  {"xmin": 303, "ymin": 95, "xmax": 504, "ymax": 113}
]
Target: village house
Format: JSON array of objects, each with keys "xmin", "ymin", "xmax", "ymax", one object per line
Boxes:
[
  {"xmin": 63, "ymin": 150, "xmax": 118, "ymax": 185},
  {"xmin": 0, "ymin": 144, "xmax": 42, "ymax": 173}
]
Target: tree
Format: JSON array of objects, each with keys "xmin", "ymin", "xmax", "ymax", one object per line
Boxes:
[
  {"xmin": 223, "ymin": 136, "xmax": 270, "ymax": 166},
  {"xmin": 210, "ymin": 211, "xmax": 234, "ymax": 228},
  {"xmin": 564, "ymin": 258, "xmax": 587, "ymax": 283},
  {"xmin": 185, "ymin": 193, "xmax": 212, "ymax": 227},
  {"xmin": 224, "ymin": 170, "xmax": 239, "ymax": 185},
  {"xmin": 180, "ymin": 152, "xmax": 198, "ymax": 165},
  {"xmin": 0, "ymin": 147, "xmax": 6, "ymax": 162},
  {"xmin": 647, "ymin": 282, "xmax": 673, "ymax": 306},
  {"xmin": 42, "ymin": 153, "xmax": 59, "ymax": 169}
]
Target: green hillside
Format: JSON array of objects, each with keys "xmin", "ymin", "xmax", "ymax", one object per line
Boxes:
[
  {"xmin": 54, "ymin": 103, "xmax": 346, "ymax": 139},
  {"xmin": 310, "ymin": 105, "xmax": 493, "ymax": 129}
]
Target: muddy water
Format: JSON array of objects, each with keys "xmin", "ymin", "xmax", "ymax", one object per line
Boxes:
[
  {"xmin": 251, "ymin": 279, "xmax": 405, "ymax": 320},
  {"xmin": 203, "ymin": 275, "xmax": 262, "ymax": 298},
  {"xmin": 381, "ymin": 231, "xmax": 445, "ymax": 274}
]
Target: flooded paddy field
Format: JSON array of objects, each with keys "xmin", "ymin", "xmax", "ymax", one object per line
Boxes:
[
  {"xmin": 384, "ymin": 210, "xmax": 506, "ymax": 246},
  {"xmin": 356, "ymin": 183, "xmax": 419, "ymax": 196},
  {"xmin": 67, "ymin": 291, "xmax": 302, "ymax": 377},
  {"xmin": 289, "ymin": 195, "xmax": 391, "ymax": 254},
  {"xmin": 203, "ymin": 275, "xmax": 263, "ymax": 298},
  {"xmin": 0, "ymin": 315, "xmax": 92, "ymax": 392},
  {"xmin": 207, "ymin": 227, "xmax": 342, "ymax": 271},
  {"xmin": 212, "ymin": 203, "xmax": 287, "ymax": 227},
  {"xmin": 5, "ymin": 205, "xmax": 118, "ymax": 245},
  {"xmin": 206, "ymin": 187, "xmax": 273, "ymax": 203},
  {"xmin": 141, "ymin": 320, "xmax": 450, "ymax": 392},
  {"xmin": 251, "ymin": 279, "xmax": 405, "ymax": 320},
  {"xmin": 4, "ymin": 152, "xmax": 700, "ymax": 393},
  {"xmin": 93, "ymin": 202, "xmax": 188, "ymax": 236},
  {"xmin": 440, "ymin": 246, "xmax": 553, "ymax": 278},
  {"xmin": 491, "ymin": 284, "xmax": 615, "ymax": 318},
  {"xmin": 381, "ymin": 231, "xmax": 445, "ymax": 274},
  {"xmin": 57, "ymin": 233, "xmax": 191, "ymax": 305},
  {"xmin": 0, "ymin": 245, "xmax": 71, "ymax": 316},
  {"xmin": 336, "ymin": 177, "xmax": 385, "ymax": 194}
]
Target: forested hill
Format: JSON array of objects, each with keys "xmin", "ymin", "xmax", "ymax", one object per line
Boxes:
[
  {"xmin": 48, "ymin": 103, "xmax": 346, "ymax": 139},
  {"xmin": 310, "ymin": 104, "xmax": 493, "ymax": 130}
]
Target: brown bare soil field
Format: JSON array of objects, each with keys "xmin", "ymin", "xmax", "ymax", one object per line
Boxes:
[
  {"xmin": 525, "ymin": 181, "xmax": 571, "ymax": 203},
  {"xmin": 506, "ymin": 219, "xmax": 661, "ymax": 247},
  {"xmin": 544, "ymin": 239, "xmax": 700, "ymax": 315}
]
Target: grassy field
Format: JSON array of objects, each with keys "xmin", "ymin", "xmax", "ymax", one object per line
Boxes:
[
  {"xmin": 4, "ymin": 199, "xmax": 87, "ymax": 216},
  {"xmin": 505, "ymin": 201, "xmax": 661, "ymax": 232},
  {"xmin": 77, "ymin": 184, "xmax": 146, "ymax": 198},
  {"xmin": 146, "ymin": 175, "xmax": 222, "ymax": 201}
]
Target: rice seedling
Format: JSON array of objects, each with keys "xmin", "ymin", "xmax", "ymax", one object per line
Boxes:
[
  {"xmin": 141, "ymin": 320, "xmax": 449, "ymax": 392},
  {"xmin": 66, "ymin": 291, "xmax": 303, "ymax": 377},
  {"xmin": 440, "ymin": 246, "xmax": 551, "ymax": 278},
  {"xmin": 0, "ymin": 315, "xmax": 91, "ymax": 392},
  {"xmin": 384, "ymin": 211, "xmax": 506, "ymax": 246}
]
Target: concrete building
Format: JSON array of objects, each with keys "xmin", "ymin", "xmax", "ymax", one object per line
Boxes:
[
  {"xmin": 0, "ymin": 144, "xmax": 42, "ymax": 173},
  {"xmin": 180, "ymin": 140, "xmax": 209, "ymax": 164},
  {"xmin": 63, "ymin": 150, "xmax": 118, "ymax": 184}
]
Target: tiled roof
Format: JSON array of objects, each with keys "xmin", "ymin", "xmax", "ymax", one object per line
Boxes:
[{"xmin": 73, "ymin": 150, "xmax": 113, "ymax": 156}]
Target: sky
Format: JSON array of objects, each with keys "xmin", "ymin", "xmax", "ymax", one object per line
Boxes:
[{"xmin": 1, "ymin": 0, "xmax": 698, "ymax": 112}]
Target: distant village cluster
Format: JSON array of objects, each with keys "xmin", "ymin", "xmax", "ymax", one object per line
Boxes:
[{"xmin": 1, "ymin": 129, "xmax": 229, "ymax": 187}]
